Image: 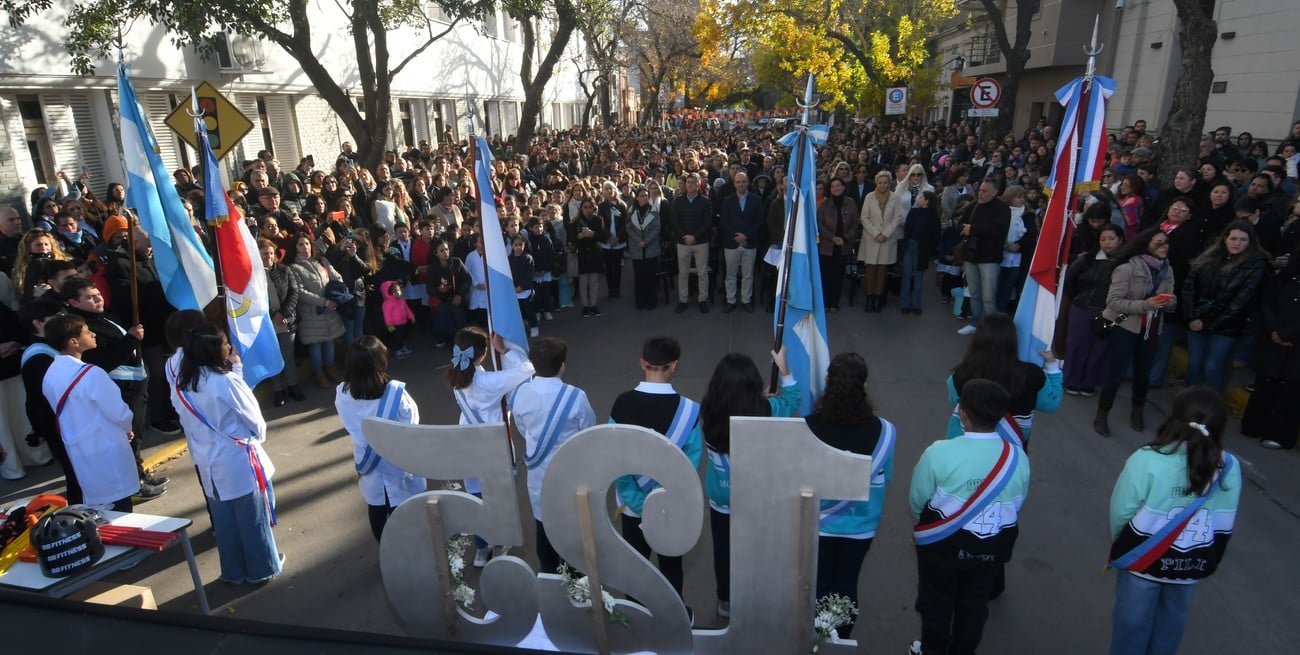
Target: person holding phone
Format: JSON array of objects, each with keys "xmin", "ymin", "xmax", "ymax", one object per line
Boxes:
[{"xmin": 1094, "ymin": 229, "xmax": 1178, "ymax": 437}]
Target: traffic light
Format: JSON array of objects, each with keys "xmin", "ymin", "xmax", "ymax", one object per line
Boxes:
[{"xmin": 198, "ymin": 95, "xmax": 220, "ymax": 150}]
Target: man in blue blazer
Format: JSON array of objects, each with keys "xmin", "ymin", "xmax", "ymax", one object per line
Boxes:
[{"xmin": 719, "ymin": 172, "xmax": 765, "ymax": 312}]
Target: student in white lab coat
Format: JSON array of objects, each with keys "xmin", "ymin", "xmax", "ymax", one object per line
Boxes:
[
  {"xmin": 41, "ymin": 313, "xmax": 138, "ymax": 511},
  {"xmin": 173, "ymin": 324, "xmax": 282, "ymax": 585},
  {"xmin": 443, "ymin": 325, "xmax": 534, "ymax": 566},
  {"xmin": 509, "ymin": 337, "xmax": 596, "ymax": 572},
  {"xmin": 336, "ymin": 335, "xmax": 425, "ymax": 542}
]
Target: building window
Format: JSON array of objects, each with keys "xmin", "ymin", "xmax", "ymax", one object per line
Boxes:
[{"xmin": 17, "ymin": 95, "xmax": 52, "ymax": 185}]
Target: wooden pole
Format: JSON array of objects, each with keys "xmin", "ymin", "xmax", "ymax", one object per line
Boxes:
[
  {"xmin": 797, "ymin": 489, "xmax": 817, "ymax": 641},
  {"xmin": 425, "ymin": 498, "xmax": 460, "ymax": 638},
  {"xmin": 575, "ymin": 488, "xmax": 611, "ymax": 655},
  {"xmin": 125, "ymin": 220, "xmax": 141, "ymax": 328},
  {"xmin": 769, "ymin": 128, "xmax": 809, "ymax": 394}
]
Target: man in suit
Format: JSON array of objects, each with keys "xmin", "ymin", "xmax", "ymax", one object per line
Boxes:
[{"xmin": 719, "ymin": 172, "xmax": 765, "ymax": 312}]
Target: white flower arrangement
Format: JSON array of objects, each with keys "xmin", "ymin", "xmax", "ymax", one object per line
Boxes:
[
  {"xmin": 446, "ymin": 533, "xmax": 476, "ymax": 608},
  {"xmin": 812, "ymin": 593, "xmax": 859, "ymax": 652},
  {"xmin": 558, "ymin": 563, "xmax": 629, "ymax": 626}
]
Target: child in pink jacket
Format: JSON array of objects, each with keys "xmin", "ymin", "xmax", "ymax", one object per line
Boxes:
[{"xmin": 380, "ymin": 280, "xmax": 415, "ymax": 358}]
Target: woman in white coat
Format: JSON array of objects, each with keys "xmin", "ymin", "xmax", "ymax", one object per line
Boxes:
[
  {"xmin": 173, "ymin": 325, "xmax": 281, "ymax": 585},
  {"xmin": 336, "ymin": 335, "xmax": 424, "ymax": 542},
  {"xmin": 858, "ymin": 170, "xmax": 905, "ymax": 312}
]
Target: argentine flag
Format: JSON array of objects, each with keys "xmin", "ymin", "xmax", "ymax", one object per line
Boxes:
[
  {"xmin": 196, "ymin": 96, "xmax": 284, "ymax": 387},
  {"xmin": 116, "ymin": 63, "xmax": 217, "ymax": 310},
  {"xmin": 473, "ymin": 136, "xmax": 529, "ymax": 353},
  {"xmin": 775, "ymin": 127, "xmax": 831, "ymax": 415}
]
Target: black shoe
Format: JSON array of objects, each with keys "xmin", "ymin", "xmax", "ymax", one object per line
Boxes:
[
  {"xmin": 134, "ymin": 482, "xmax": 167, "ymax": 501},
  {"xmin": 150, "ymin": 420, "xmax": 183, "ymax": 436},
  {"xmin": 142, "ymin": 474, "xmax": 170, "ymax": 486},
  {"xmin": 742, "ymin": 302, "xmax": 754, "ymax": 313},
  {"xmin": 274, "ymin": 391, "xmax": 287, "ymax": 407},
  {"xmin": 287, "ymin": 385, "xmax": 306, "ymax": 402},
  {"xmin": 675, "ymin": 302, "xmax": 688, "ymax": 314},
  {"xmin": 723, "ymin": 303, "xmax": 736, "ymax": 313},
  {"xmin": 582, "ymin": 307, "xmax": 592, "ymax": 317},
  {"xmin": 699, "ymin": 301, "xmax": 710, "ymax": 314},
  {"xmin": 591, "ymin": 306, "xmax": 603, "ymax": 317}
]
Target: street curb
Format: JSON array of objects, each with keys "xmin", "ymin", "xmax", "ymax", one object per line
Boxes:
[{"xmin": 142, "ymin": 439, "xmax": 188, "ymax": 472}]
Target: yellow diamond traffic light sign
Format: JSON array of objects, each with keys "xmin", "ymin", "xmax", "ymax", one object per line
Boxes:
[{"xmin": 164, "ymin": 81, "xmax": 254, "ymax": 161}]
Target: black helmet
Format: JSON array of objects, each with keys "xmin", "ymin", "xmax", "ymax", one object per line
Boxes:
[{"xmin": 32, "ymin": 508, "xmax": 104, "ymax": 578}]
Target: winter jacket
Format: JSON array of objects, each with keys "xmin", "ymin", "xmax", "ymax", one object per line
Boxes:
[
  {"xmin": 858, "ymin": 191, "xmax": 904, "ymax": 265},
  {"xmin": 1104, "ymin": 257, "xmax": 1177, "ymax": 334},
  {"xmin": 1253, "ymin": 267, "xmax": 1300, "ymax": 381},
  {"xmin": 290, "ymin": 258, "xmax": 346, "ymax": 345},
  {"xmin": 380, "ymin": 281, "xmax": 414, "ymax": 328},
  {"xmin": 817, "ymin": 195, "xmax": 860, "ymax": 256},
  {"xmin": 1182, "ymin": 252, "xmax": 1269, "ymax": 336},
  {"xmin": 960, "ymin": 198, "xmax": 1012, "ymax": 264}
]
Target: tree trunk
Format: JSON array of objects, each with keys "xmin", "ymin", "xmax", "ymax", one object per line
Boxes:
[
  {"xmin": 1157, "ymin": 0, "xmax": 1217, "ymax": 176},
  {"xmin": 513, "ymin": 5, "xmax": 577, "ymax": 152},
  {"xmin": 992, "ymin": 51, "xmax": 1029, "ymax": 139}
]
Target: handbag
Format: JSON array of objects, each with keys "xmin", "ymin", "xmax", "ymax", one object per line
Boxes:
[{"xmin": 1091, "ymin": 312, "xmax": 1127, "ymax": 338}]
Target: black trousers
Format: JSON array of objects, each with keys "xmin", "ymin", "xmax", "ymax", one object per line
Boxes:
[
  {"xmin": 620, "ymin": 513, "xmax": 684, "ymax": 598},
  {"xmin": 367, "ymin": 491, "xmax": 394, "ymax": 542},
  {"xmin": 816, "ymin": 536, "xmax": 873, "ymax": 636},
  {"xmin": 709, "ymin": 509, "xmax": 730, "ymax": 602},
  {"xmin": 820, "ymin": 253, "xmax": 846, "ymax": 309},
  {"xmin": 42, "ymin": 432, "xmax": 82, "ymax": 504},
  {"xmin": 915, "ymin": 548, "xmax": 1000, "ymax": 655},
  {"xmin": 603, "ymin": 249, "xmax": 624, "ymax": 297},
  {"xmin": 632, "ymin": 257, "xmax": 659, "ymax": 309},
  {"xmin": 536, "ymin": 519, "xmax": 563, "ymax": 574},
  {"xmin": 1242, "ymin": 376, "xmax": 1299, "ymax": 448}
]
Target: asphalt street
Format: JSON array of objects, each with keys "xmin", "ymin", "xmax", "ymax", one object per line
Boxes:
[{"xmin": 3, "ymin": 279, "xmax": 1298, "ymax": 654}]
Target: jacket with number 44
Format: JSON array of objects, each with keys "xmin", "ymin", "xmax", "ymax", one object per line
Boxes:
[{"xmin": 909, "ymin": 432, "xmax": 1030, "ymax": 562}]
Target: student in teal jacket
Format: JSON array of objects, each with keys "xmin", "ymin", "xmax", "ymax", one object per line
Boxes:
[
  {"xmin": 1108, "ymin": 386, "xmax": 1241, "ymax": 655},
  {"xmin": 702, "ymin": 346, "xmax": 798, "ymax": 619},
  {"xmin": 805, "ymin": 352, "xmax": 894, "ymax": 639}
]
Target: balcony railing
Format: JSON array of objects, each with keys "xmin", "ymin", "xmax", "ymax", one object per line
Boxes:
[{"xmin": 966, "ymin": 33, "xmax": 1002, "ymax": 67}]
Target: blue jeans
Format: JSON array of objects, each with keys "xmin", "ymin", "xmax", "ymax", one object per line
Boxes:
[
  {"xmin": 210, "ymin": 487, "xmax": 281, "ymax": 584},
  {"xmin": 1148, "ymin": 322, "xmax": 1185, "ymax": 388},
  {"xmin": 900, "ymin": 241, "xmax": 924, "ymax": 310},
  {"xmin": 962, "ymin": 261, "xmax": 1000, "ymax": 323},
  {"xmin": 343, "ymin": 311, "xmax": 365, "ymax": 352},
  {"xmin": 1185, "ymin": 331, "xmax": 1238, "ymax": 392},
  {"xmin": 1109, "ymin": 572, "xmax": 1195, "ymax": 655},
  {"xmin": 307, "ymin": 340, "xmax": 335, "ymax": 371},
  {"xmin": 995, "ymin": 266, "xmax": 1020, "ymax": 313},
  {"xmin": 1101, "ymin": 327, "xmax": 1154, "ymax": 406}
]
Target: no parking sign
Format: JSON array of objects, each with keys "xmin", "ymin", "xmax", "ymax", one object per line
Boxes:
[{"xmin": 885, "ymin": 87, "xmax": 908, "ymax": 115}]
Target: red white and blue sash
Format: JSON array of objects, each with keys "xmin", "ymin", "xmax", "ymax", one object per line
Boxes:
[
  {"xmin": 356, "ymin": 381, "xmax": 405, "ymax": 476},
  {"xmin": 523, "ymin": 383, "xmax": 579, "ymax": 470},
  {"xmin": 820, "ymin": 419, "xmax": 895, "ymax": 525},
  {"xmin": 1109, "ymin": 454, "xmax": 1237, "ymax": 572},
  {"xmin": 913, "ymin": 438, "xmax": 1021, "ymax": 546},
  {"xmin": 173, "ymin": 372, "xmax": 277, "ymax": 526}
]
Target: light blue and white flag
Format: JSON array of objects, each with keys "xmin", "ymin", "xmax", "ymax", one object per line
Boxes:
[
  {"xmin": 117, "ymin": 62, "xmax": 216, "ymax": 311},
  {"xmin": 775, "ymin": 127, "xmax": 831, "ymax": 415},
  {"xmin": 473, "ymin": 136, "xmax": 529, "ymax": 353}
]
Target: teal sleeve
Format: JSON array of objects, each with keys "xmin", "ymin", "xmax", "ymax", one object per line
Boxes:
[
  {"xmin": 909, "ymin": 446, "xmax": 936, "ymax": 519},
  {"xmin": 768, "ymin": 377, "xmax": 801, "ymax": 417},
  {"xmin": 946, "ymin": 374, "xmax": 959, "ymax": 406},
  {"xmin": 684, "ymin": 420, "xmax": 703, "ymax": 467},
  {"xmin": 1036, "ymin": 362, "xmax": 1064, "ymax": 413},
  {"xmin": 1109, "ymin": 452, "xmax": 1148, "ymax": 540}
]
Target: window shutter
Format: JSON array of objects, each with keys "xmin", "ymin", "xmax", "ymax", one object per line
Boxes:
[
  {"xmin": 140, "ymin": 93, "xmax": 182, "ymax": 173},
  {"xmin": 38, "ymin": 95, "xmax": 78, "ymax": 174},
  {"xmin": 235, "ymin": 93, "xmax": 267, "ymax": 156},
  {"xmin": 410, "ymin": 98, "xmax": 428, "ymax": 145},
  {"xmin": 263, "ymin": 95, "xmax": 299, "ymax": 164},
  {"xmin": 504, "ymin": 101, "xmax": 518, "ymax": 136}
]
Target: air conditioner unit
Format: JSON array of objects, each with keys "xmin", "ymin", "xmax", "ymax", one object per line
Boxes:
[{"xmin": 213, "ymin": 32, "xmax": 266, "ymax": 72}]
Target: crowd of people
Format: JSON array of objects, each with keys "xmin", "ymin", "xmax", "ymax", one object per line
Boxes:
[{"xmin": 1, "ymin": 112, "xmax": 1296, "ymax": 654}]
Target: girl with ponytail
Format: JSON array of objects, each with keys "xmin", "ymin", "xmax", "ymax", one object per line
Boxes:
[{"xmin": 1108, "ymin": 386, "xmax": 1241, "ymax": 655}]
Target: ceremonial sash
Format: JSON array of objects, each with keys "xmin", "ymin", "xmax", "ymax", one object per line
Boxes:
[
  {"xmin": 174, "ymin": 380, "xmax": 277, "ymax": 526},
  {"xmin": 1109, "ymin": 454, "xmax": 1236, "ymax": 572},
  {"xmin": 523, "ymin": 383, "xmax": 579, "ymax": 470},
  {"xmin": 821, "ymin": 419, "xmax": 895, "ymax": 525},
  {"xmin": 950, "ymin": 406, "xmax": 1024, "ymax": 449},
  {"xmin": 355, "ymin": 381, "xmax": 405, "ymax": 476},
  {"xmin": 454, "ymin": 388, "xmax": 487, "ymax": 424},
  {"xmin": 20, "ymin": 343, "xmax": 58, "ymax": 367},
  {"xmin": 633, "ymin": 396, "xmax": 700, "ymax": 493},
  {"xmin": 913, "ymin": 439, "xmax": 1020, "ymax": 545},
  {"xmin": 55, "ymin": 364, "xmax": 95, "ymax": 417}
]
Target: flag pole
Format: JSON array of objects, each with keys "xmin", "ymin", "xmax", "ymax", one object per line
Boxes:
[
  {"xmin": 190, "ymin": 89, "xmax": 231, "ymax": 334},
  {"xmin": 770, "ymin": 75, "xmax": 817, "ymax": 394},
  {"xmin": 116, "ymin": 40, "xmax": 142, "ymax": 329},
  {"xmin": 467, "ymin": 97, "xmax": 517, "ymax": 467},
  {"xmin": 1060, "ymin": 17, "xmax": 1103, "ymax": 270}
]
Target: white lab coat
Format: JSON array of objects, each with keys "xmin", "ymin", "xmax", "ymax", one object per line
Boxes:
[
  {"xmin": 335, "ymin": 381, "xmax": 426, "ymax": 506},
  {"xmin": 465, "ymin": 249, "xmax": 489, "ymax": 310},
  {"xmin": 453, "ymin": 347, "xmax": 534, "ymax": 494},
  {"xmin": 509, "ymin": 376, "xmax": 596, "ymax": 520},
  {"xmin": 42, "ymin": 355, "xmax": 138, "ymax": 505},
  {"xmin": 167, "ymin": 354, "xmax": 274, "ymax": 501}
]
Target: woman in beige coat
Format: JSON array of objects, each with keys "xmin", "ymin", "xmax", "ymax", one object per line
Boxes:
[
  {"xmin": 289, "ymin": 234, "xmax": 346, "ymax": 388},
  {"xmin": 857, "ymin": 170, "xmax": 905, "ymax": 312}
]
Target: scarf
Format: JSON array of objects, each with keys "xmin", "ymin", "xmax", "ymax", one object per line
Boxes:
[
  {"xmin": 58, "ymin": 229, "xmax": 84, "ymax": 245},
  {"xmin": 1138, "ymin": 253, "xmax": 1165, "ymax": 274}
]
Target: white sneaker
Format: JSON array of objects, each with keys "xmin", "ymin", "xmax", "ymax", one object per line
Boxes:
[
  {"xmin": 543, "ymin": 312, "xmax": 554, "ymax": 321},
  {"xmin": 957, "ymin": 324, "xmax": 978, "ymax": 336},
  {"xmin": 908, "ymin": 640, "xmax": 923, "ymax": 655},
  {"xmin": 473, "ymin": 547, "xmax": 489, "ymax": 568},
  {"xmin": 1262, "ymin": 439, "xmax": 1283, "ymax": 449},
  {"xmin": 529, "ymin": 327, "xmax": 540, "ymax": 337},
  {"xmin": 717, "ymin": 600, "xmax": 730, "ymax": 617}
]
